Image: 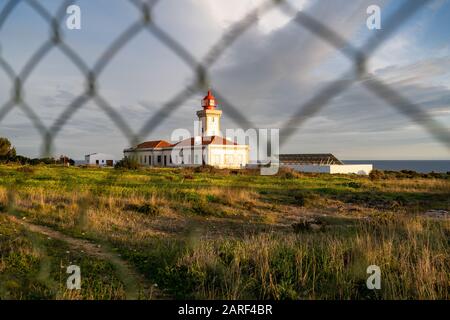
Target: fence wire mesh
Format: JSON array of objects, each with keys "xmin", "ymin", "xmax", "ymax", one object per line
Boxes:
[
  {"xmin": 1, "ymin": 0, "xmax": 448, "ymax": 155},
  {"xmin": 0, "ymin": 0, "xmax": 449, "ymax": 299}
]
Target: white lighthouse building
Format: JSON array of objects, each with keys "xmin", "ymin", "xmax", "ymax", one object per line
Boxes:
[
  {"xmin": 197, "ymin": 90, "xmax": 222, "ymax": 137},
  {"xmin": 124, "ymin": 90, "xmax": 249, "ymax": 169}
]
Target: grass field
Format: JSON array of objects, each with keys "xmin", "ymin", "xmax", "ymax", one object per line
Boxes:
[{"xmin": 0, "ymin": 164, "xmax": 449, "ymax": 299}]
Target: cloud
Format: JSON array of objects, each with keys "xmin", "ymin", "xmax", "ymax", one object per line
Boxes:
[{"xmin": 0, "ymin": 0, "xmax": 448, "ymax": 160}]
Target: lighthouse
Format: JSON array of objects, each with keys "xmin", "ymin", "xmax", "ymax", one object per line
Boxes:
[
  {"xmin": 124, "ymin": 89, "xmax": 249, "ymax": 169},
  {"xmin": 196, "ymin": 90, "xmax": 222, "ymax": 137}
]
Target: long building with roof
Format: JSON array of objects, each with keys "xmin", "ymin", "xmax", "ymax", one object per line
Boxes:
[{"xmin": 123, "ymin": 90, "xmax": 249, "ymax": 169}]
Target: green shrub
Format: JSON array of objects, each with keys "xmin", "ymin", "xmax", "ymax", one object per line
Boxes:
[
  {"xmin": 369, "ymin": 169, "xmax": 384, "ymax": 181},
  {"xmin": 347, "ymin": 181, "xmax": 362, "ymax": 189},
  {"xmin": 291, "ymin": 218, "xmax": 327, "ymax": 233},
  {"xmin": 180, "ymin": 190, "xmax": 202, "ymax": 203},
  {"xmin": 114, "ymin": 157, "xmax": 140, "ymax": 170},
  {"xmin": 16, "ymin": 166, "xmax": 35, "ymax": 174},
  {"xmin": 124, "ymin": 203, "xmax": 161, "ymax": 216},
  {"xmin": 206, "ymin": 194, "xmax": 229, "ymax": 206},
  {"xmin": 191, "ymin": 201, "xmax": 217, "ymax": 216},
  {"xmin": 293, "ymin": 193, "xmax": 305, "ymax": 206},
  {"xmin": 278, "ymin": 168, "xmax": 301, "ymax": 179}
]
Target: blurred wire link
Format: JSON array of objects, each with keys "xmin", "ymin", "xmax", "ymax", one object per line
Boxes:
[
  {"xmin": 0, "ymin": 0, "xmax": 448, "ymax": 299},
  {"xmin": 0, "ymin": 0, "xmax": 448, "ymax": 155}
]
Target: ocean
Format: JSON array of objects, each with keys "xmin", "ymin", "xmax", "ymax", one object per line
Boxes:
[{"xmin": 343, "ymin": 160, "xmax": 450, "ymax": 173}]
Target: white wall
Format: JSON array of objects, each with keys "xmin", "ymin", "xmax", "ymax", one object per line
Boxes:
[
  {"xmin": 283, "ymin": 164, "xmax": 373, "ymax": 175},
  {"xmin": 197, "ymin": 109, "xmax": 222, "ymax": 137},
  {"xmin": 329, "ymin": 164, "xmax": 373, "ymax": 175},
  {"xmin": 208, "ymin": 145, "xmax": 249, "ymax": 169},
  {"xmin": 85, "ymin": 153, "xmax": 116, "ymax": 166},
  {"xmin": 124, "ymin": 149, "xmax": 173, "ymax": 167},
  {"xmin": 124, "ymin": 144, "xmax": 249, "ymax": 169}
]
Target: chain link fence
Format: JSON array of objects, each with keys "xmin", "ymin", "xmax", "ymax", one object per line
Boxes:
[{"xmin": 1, "ymin": 0, "xmax": 448, "ymax": 154}]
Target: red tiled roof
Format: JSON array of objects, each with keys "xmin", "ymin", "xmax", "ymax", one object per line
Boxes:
[
  {"xmin": 133, "ymin": 136, "xmax": 241, "ymax": 150},
  {"xmin": 174, "ymin": 136, "xmax": 239, "ymax": 147},
  {"xmin": 136, "ymin": 140, "xmax": 173, "ymax": 149}
]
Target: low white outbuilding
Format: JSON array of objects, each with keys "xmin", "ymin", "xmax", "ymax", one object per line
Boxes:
[
  {"xmin": 85, "ymin": 153, "xmax": 116, "ymax": 166},
  {"xmin": 279, "ymin": 154, "xmax": 373, "ymax": 175},
  {"xmin": 283, "ymin": 164, "xmax": 373, "ymax": 175}
]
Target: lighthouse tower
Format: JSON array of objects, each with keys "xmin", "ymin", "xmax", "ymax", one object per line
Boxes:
[{"xmin": 197, "ymin": 90, "xmax": 222, "ymax": 137}]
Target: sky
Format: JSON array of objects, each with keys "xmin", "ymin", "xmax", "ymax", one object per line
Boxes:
[{"xmin": 0, "ymin": 0, "xmax": 449, "ymax": 160}]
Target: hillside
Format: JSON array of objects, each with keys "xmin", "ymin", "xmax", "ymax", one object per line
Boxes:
[{"xmin": 0, "ymin": 165, "xmax": 449, "ymax": 299}]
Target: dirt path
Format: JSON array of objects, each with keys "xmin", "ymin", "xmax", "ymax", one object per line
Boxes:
[{"xmin": 7, "ymin": 215, "xmax": 161, "ymax": 300}]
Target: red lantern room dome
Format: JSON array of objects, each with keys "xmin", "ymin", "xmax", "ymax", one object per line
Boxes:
[{"xmin": 201, "ymin": 90, "xmax": 217, "ymax": 110}]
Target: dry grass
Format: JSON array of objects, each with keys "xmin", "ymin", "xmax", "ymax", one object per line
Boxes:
[
  {"xmin": 163, "ymin": 216, "xmax": 449, "ymax": 299},
  {"xmin": 0, "ymin": 164, "xmax": 448, "ymax": 299}
]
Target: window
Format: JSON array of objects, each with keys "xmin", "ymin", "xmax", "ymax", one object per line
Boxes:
[
  {"xmin": 157, "ymin": 155, "xmax": 161, "ymax": 163},
  {"xmin": 194, "ymin": 155, "xmax": 199, "ymax": 164}
]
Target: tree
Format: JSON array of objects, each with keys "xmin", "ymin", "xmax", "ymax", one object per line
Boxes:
[
  {"xmin": 59, "ymin": 155, "xmax": 75, "ymax": 166},
  {"xmin": 0, "ymin": 137, "xmax": 16, "ymax": 158}
]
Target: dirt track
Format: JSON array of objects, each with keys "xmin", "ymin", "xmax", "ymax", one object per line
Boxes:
[{"xmin": 7, "ymin": 215, "xmax": 161, "ymax": 300}]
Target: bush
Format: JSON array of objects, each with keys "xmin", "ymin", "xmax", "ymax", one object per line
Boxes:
[
  {"xmin": 8, "ymin": 155, "xmax": 32, "ymax": 165},
  {"xmin": 0, "ymin": 137, "xmax": 15, "ymax": 158},
  {"xmin": 114, "ymin": 157, "xmax": 140, "ymax": 170},
  {"xmin": 292, "ymin": 217, "xmax": 327, "ymax": 233},
  {"xmin": 347, "ymin": 181, "xmax": 362, "ymax": 189},
  {"xmin": 293, "ymin": 193, "xmax": 305, "ymax": 206},
  {"xmin": 124, "ymin": 203, "xmax": 161, "ymax": 216},
  {"xmin": 16, "ymin": 166, "xmax": 35, "ymax": 174},
  {"xmin": 278, "ymin": 167, "xmax": 301, "ymax": 179},
  {"xmin": 181, "ymin": 191, "xmax": 219, "ymax": 216},
  {"xmin": 369, "ymin": 169, "xmax": 384, "ymax": 181},
  {"xmin": 194, "ymin": 165, "xmax": 233, "ymax": 175},
  {"xmin": 33, "ymin": 157, "xmax": 56, "ymax": 165},
  {"xmin": 191, "ymin": 201, "xmax": 217, "ymax": 216},
  {"xmin": 374, "ymin": 170, "xmax": 447, "ymax": 180},
  {"xmin": 194, "ymin": 165, "xmax": 215, "ymax": 173}
]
